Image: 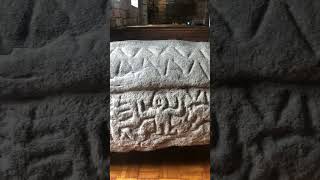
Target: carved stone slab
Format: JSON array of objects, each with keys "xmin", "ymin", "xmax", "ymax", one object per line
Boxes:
[
  {"xmin": 110, "ymin": 40, "xmax": 210, "ymax": 152},
  {"xmin": 110, "ymin": 40, "xmax": 210, "ymax": 93}
]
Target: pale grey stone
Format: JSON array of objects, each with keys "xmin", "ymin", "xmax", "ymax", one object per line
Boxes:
[
  {"xmin": 110, "ymin": 40, "xmax": 210, "ymax": 93},
  {"xmin": 110, "ymin": 40, "xmax": 210, "ymax": 152}
]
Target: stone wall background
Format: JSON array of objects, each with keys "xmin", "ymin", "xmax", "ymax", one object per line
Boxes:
[
  {"xmin": 148, "ymin": 0, "xmax": 208, "ymax": 25},
  {"xmin": 110, "ymin": 0, "xmax": 209, "ymax": 27},
  {"xmin": 209, "ymin": 0, "xmax": 320, "ymax": 180},
  {"xmin": 111, "ymin": 0, "xmax": 140, "ymax": 28}
]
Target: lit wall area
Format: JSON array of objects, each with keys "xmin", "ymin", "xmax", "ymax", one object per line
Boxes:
[{"xmin": 111, "ymin": 0, "xmax": 148, "ymax": 29}]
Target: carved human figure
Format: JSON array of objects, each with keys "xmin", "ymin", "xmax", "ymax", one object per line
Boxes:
[{"xmin": 138, "ymin": 94, "xmax": 186, "ymax": 135}]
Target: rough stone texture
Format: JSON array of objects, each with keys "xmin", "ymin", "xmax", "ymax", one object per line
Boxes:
[
  {"xmin": 110, "ymin": 40, "xmax": 210, "ymax": 93},
  {"xmin": 111, "ymin": 88, "xmax": 210, "ymax": 152},
  {"xmin": 0, "ymin": 94, "xmax": 108, "ymax": 179},
  {"xmin": 0, "ymin": 0, "xmax": 110, "ymax": 179},
  {"xmin": 211, "ymin": 83, "xmax": 320, "ymax": 180},
  {"xmin": 210, "ymin": 0, "xmax": 320, "ymax": 83},
  {"xmin": 210, "ymin": 1, "xmax": 320, "ymax": 180},
  {"xmin": 110, "ymin": 40, "xmax": 210, "ymax": 152}
]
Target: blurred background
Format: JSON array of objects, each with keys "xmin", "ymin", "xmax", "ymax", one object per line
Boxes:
[{"xmin": 110, "ymin": 0, "xmax": 209, "ymax": 41}]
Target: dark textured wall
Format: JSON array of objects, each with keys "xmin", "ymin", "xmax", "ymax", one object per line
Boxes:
[
  {"xmin": 210, "ymin": 0, "xmax": 320, "ymax": 180},
  {"xmin": 0, "ymin": 0, "xmax": 110, "ymax": 179},
  {"xmin": 148, "ymin": 0, "xmax": 208, "ymax": 25}
]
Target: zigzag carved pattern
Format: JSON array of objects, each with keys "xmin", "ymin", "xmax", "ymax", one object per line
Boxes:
[{"xmin": 110, "ymin": 42, "xmax": 210, "ymax": 82}]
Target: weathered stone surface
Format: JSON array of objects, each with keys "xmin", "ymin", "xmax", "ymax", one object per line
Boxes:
[
  {"xmin": 110, "ymin": 40, "xmax": 210, "ymax": 152},
  {"xmin": 0, "ymin": 29, "xmax": 108, "ymax": 101},
  {"xmin": 0, "ymin": 94, "xmax": 108, "ymax": 179},
  {"xmin": 0, "ymin": 0, "xmax": 107, "ymax": 54},
  {"xmin": 111, "ymin": 88, "xmax": 210, "ymax": 152},
  {"xmin": 110, "ymin": 40, "xmax": 210, "ymax": 92},
  {"xmin": 210, "ymin": 1, "xmax": 320, "ymax": 179},
  {"xmin": 211, "ymin": 83, "xmax": 320, "ymax": 180},
  {"xmin": 210, "ymin": 0, "xmax": 320, "ymax": 83},
  {"xmin": 0, "ymin": 0, "xmax": 110, "ymax": 179}
]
